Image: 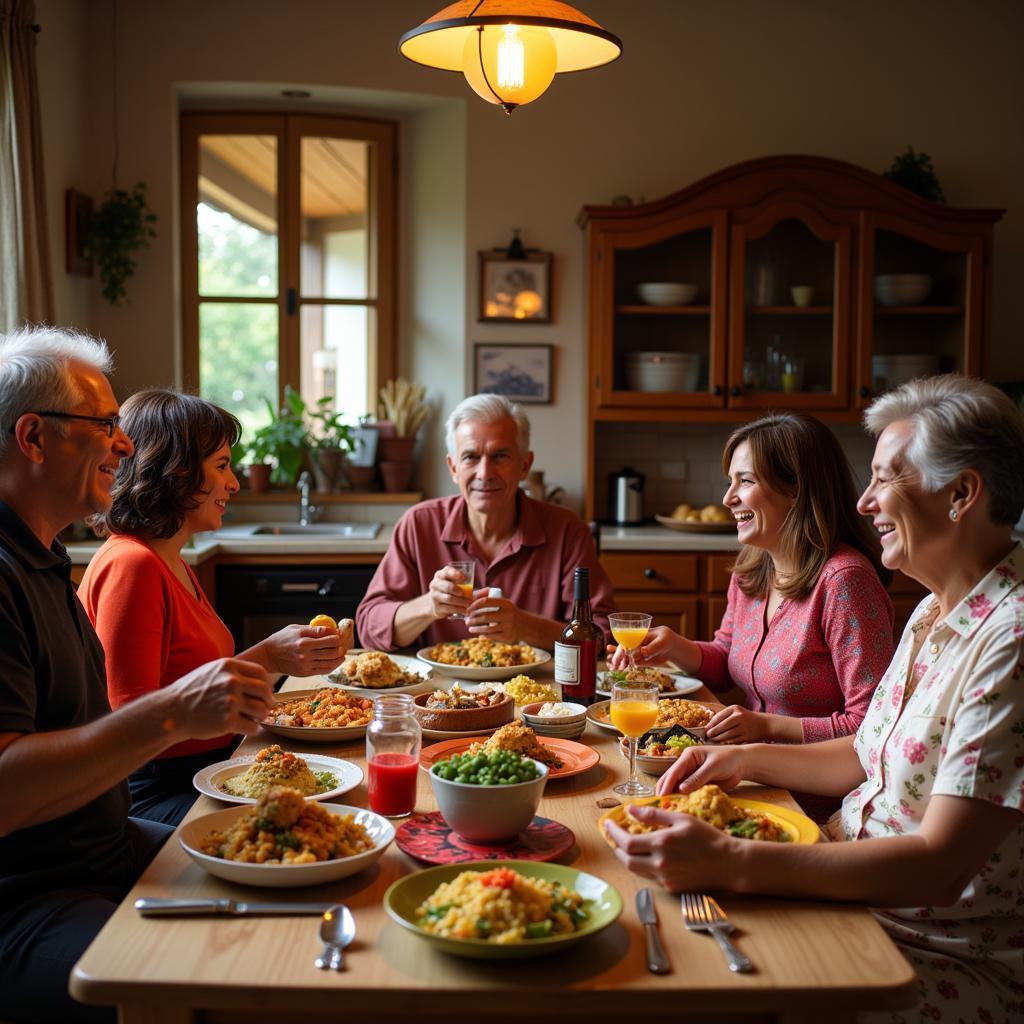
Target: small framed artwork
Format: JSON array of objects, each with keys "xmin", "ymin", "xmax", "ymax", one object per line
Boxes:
[
  {"xmin": 474, "ymin": 343, "xmax": 553, "ymax": 404},
  {"xmin": 478, "ymin": 251, "xmax": 552, "ymax": 323},
  {"xmin": 65, "ymin": 188, "xmax": 94, "ymax": 276}
]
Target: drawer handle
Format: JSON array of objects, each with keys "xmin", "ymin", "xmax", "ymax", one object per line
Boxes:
[
  {"xmin": 643, "ymin": 568, "xmax": 657, "ymax": 580},
  {"xmin": 281, "ymin": 583, "xmax": 319, "ymax": 592}
]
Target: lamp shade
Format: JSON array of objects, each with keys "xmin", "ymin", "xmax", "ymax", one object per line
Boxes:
[{"xmin": 399, "ymin": 0, "xmax": 621, "ymax": 113}]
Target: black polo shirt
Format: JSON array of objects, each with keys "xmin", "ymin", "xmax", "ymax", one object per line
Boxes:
[{"xmin": 0, "ymin": 501, "xmax": 131, "ymax": 901}]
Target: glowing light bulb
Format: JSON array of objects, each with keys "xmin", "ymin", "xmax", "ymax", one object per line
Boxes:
[{"xmin": 462, "ymin": 24, "xmax": 557, "ymax": 114}]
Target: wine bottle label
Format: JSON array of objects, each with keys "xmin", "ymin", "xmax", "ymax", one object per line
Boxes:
[{"xmin": 553, "ymin": 642, "xmax": 579, "ymax": 683}]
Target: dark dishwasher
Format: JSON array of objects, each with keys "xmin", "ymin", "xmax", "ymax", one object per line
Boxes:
[{"xmin": 217, "ymin": 564, "xmax": 376, "ymax": 654}]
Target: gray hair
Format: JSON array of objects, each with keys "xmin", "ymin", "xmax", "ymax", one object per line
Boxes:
[
  {"xmin": 0, "ymin": 324, "xmax": 113, "ymax": 459},
  {"xmin": 863, "ymin": 374, "xmax": 1024, "ymax": 525},
  {"xmin": 445, "ymin": 393, "xmax": 531, "ymax": 458}
]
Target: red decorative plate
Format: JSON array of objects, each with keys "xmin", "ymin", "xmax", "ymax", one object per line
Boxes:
[
  {"xmin": 420, "ymin": 736, "xmax": 600, "ymax": 780},
  {"xmin": 395, "ymin": 812, "xmax": 575, "ymax": 864}
]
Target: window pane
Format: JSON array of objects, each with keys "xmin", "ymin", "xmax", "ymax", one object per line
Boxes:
[
  {"xmin": 300, "ymin": 137, "xmax": 369, "ymax": 299},
  {"xmin": 300, "ymin": 304, "xmax": 372, "ymax": 425},
  {"xmin": 200, "ymin": 303, "xmax": 278, "ymax": 436},
  {"xmin": 198, "ymin": 135, "xmax": 277, "ymax": 297}
]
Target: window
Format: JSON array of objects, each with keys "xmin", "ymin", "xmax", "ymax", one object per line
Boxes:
[{"xmin": 180, "ymin": 113, "xmax": 396, "ymax": 435}]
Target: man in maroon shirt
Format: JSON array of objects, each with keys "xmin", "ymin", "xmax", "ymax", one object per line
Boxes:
[{"xmin": 357, "ymin": 394, "xmax": 613, "ymax": 651}]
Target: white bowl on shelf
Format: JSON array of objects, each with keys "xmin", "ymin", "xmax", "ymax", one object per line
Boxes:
[
  {"xmin": 874, "ymin": 274, "xmax": 932, "ymax": 307},
  {"xmin": 626, "ymin": 351, "xmax": 701, "ymax": 393},
  {"xmin": 637, "ymin": 282, "xmax": 698, "ymax": 306}
]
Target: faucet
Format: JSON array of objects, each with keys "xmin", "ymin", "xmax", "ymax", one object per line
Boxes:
[{"xmin": 296, "ymin": 471, "xmax": 322, "ymax": 526}]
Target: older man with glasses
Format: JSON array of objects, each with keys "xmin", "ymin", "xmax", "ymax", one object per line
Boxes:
[{"xmin": 0, "ymin": 324, "xmax": 276, "ymax": 1024}]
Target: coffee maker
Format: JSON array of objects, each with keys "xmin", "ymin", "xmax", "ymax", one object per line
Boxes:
[{"xmin": 608, "ymin": 467, "xmax": 645, "ymax": 525}]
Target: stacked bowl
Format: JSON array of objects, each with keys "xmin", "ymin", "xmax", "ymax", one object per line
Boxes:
[
  {"xmin": 520, "ymin": 701, "xmax": 588, "ymax": 740},
  {"xmin": 874, "ymin": 274, "xmax": 932, "ymax": 307},
  {"xmin": 626, "ymin": 351, "xmax": 701, "ymax": 393},
  {"xmin": 637, "ymin": 281, "xmax": 698, "ymax": 306}
]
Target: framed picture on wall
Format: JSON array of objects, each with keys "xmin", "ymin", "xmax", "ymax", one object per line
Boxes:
[
  {"xmin": 65, "ymin": 188, "xmax": 94, "ymax": 276},
  {"xmin": 478, "ymin": 251, "xmax": 552, "ymax": 323},
  {"xmin": 473, "ymin": 343, "xmax": 553, "ymax": 404}
]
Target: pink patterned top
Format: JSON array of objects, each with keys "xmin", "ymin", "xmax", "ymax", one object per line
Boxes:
[{"xmin": 695, "ymin": 545, "xmax": 894, "ymax": 742}]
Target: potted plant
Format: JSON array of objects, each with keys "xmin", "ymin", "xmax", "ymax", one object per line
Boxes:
[
  {"xmin": 377, "ymin": 379, "xmax": 432, "ymax": 490},
  {"xmin": 882, "ymin": 146, "xmax": 945, "ymax": 204},
  {"xmin": 85, "ymin": 182, "xmax": 158, "ymax": 305},
  {"xmin": 304, "ymin": 395, "xmax": 355, "ymax": 493},
  {"xmin": 236, "ymin": 388, "xmax": 308, "ymax": 491}
]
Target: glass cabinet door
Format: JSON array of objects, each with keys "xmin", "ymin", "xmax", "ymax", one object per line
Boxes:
[
  {"xmin": 598, "ymin": 210, "xmax": 726, "ymax": 409},
  {"xmin": 728, "ymin": 202, "xmax": 852, "ymax": 409},
  {"xmin": 856, "ymin": 213, "xmax": 985, "ymax": 408}
]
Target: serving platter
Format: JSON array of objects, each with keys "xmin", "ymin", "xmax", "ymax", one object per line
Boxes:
[
  {"xmin": 598, "ymin": 795, "xmax": 820, "ymax": 845},
  {"xmin": 416, "ymin": 644, "xmax": 551, "ymax": 681},
  {"xmin": 586, "ymin": 698, "xmax": 717, "ymax": 735},
  {"xmin": 323, "ymin": 650, "xmax": 434, "ymax": 695},
  {"xmin": 192, "ymin": 753, "xmax": 363, "ymax": 805},
  {"xmin": 420, "ymin": 736, "xmax": 600, "ymax": 780},
  {"xmin": 179, "ymin": 803, "xmax": 395, "ymax": 887},
  {"xmin": 654, "ymin": 514, "xmax": 736, "ymax": 534},
  {"xmin": 596, "ymin": 670, "xmax": 704, "ymax": 698},
  {"xmin": 383, "ymin": 860, "xmax": 622, "ymax": 959},
  {"xmin": 260, "ymin": 688, "xmax": 372, "ymax": 745}
]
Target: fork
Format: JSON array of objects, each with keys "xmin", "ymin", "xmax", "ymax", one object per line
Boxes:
[{"xmin": 681, "ymin": 893, "xmax": 753, "ymax": 973}]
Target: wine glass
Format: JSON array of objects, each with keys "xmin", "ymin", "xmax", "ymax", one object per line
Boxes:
[
  {"xmin": 608, "ymin": 612, "xmax": 652, "ymax": 671},
  {"xmin": 610, "ymin": 679, "xmax": 660, "ymax": 797},
  {"xmin": 446, "ymin": 561, "xmax": 475, "ymax": 619}
]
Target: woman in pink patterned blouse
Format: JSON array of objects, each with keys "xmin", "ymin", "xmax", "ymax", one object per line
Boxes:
[{"xmin": 606, "ymin": 376, "xmax": 1024, "ymax": 1023}]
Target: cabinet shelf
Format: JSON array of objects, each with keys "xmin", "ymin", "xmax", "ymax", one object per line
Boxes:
[
  {"xmin": 874, "ymin": 306, "xmax": 962, "ymax": 316},
  {"xmin": 748, "ymin": 305, "xmax": 833, "ymax": 315},
  {"xmin": 615, "ymin": 305, "xmax": 711, "ymax": 315}
]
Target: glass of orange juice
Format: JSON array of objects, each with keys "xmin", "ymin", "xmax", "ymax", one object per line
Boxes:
[
  {"xmin": 609, "ymin": 612, "xmax": 652, "ymax": 670},
  {"xmin": 446, "ymin": 561, "xmax": 475, "ymax": 619},
  {"xmin": 610, "ymin": 679, "xmax": 659, "ymax": 796}
]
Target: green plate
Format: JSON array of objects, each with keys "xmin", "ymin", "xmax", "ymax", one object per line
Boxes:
[{"xmin": 383, "ymin": 860, "xmax": 623, "ymax": 960}]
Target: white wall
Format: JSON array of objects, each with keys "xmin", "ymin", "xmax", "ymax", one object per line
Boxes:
[{"xmin": 35, "ymin": 0, "xmax": 1024, "ymax": 507}]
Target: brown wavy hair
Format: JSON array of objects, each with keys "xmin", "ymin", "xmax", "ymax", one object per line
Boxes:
[
  {"xmin": 92, "ymin": 390, "xmax": 240, "ymax": 540},
  {"xmin": 724, "ymin": 413, "xmax": 889, "ymax": 599}
]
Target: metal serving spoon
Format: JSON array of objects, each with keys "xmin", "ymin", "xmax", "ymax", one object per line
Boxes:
[{"xmin": 314, "ymin": 904, "xmax": 355, "ymax": 971}]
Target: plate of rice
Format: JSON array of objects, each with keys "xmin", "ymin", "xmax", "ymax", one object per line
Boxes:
[
  {"xmin": 324, "ymin": 650, "xmax": 434, "ymax": 694},
  {"xmin": 192, "ymin": 745, "xmax": 363, "ymax": 805},
  {"xmin": 384, "ymin": 861, "xmax": 622, "ymax": 959},
  {"xmin": 260, "ymin": 688, "xmax": 375, "ymax": 744},
  {"xmin": 180, "ymin": 786, "xmax": 395, "ymax": 887},
  {"xmin": 417, "ymin": 638, "xmax": 551, "ymax": 680},
  {"xmin": 596, "ymin": 667, "xmax": 704, "ymax": 698}
]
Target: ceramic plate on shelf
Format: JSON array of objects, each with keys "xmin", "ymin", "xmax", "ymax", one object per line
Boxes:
[
  {"xmin": 192, "ymin": 753, "xmax": 363, "ymax": 805},
  {"xmin": 416, "ymin": 644, "xmax": 551, "ymax": 681},
  {"xmin": 323, "ymin": 651, "xmax": 434, "ymax": 695},
  {"xmin": 654, "ymin": 514, "xmax": 736, "ymax": 534},
  {"xmin": 383, "ymin": 860, "xmax": 622, "ymax": 959},
  {"xmin": 420, "ymin": 737, "xmax": 600, "ymax": 780}
]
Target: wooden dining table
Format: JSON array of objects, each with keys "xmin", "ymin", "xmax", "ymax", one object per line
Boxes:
[{"xmin": 71, "ymin": 670, "xmax": 917, "ymax": 1024}]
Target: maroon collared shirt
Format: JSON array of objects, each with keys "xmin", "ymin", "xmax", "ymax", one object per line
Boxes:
[{"xmin": 356, "ymin": 493, "xmax": 613, "ymax": 651}]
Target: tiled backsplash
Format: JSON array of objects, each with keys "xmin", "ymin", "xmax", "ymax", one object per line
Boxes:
[{"xmin": 595, "ymin": 421, "xmax": 877, "ymax": 521}]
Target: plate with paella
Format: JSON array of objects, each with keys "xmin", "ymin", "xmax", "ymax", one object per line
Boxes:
[
  {"xmin": 383, "ymin": 861, "xmax": 622, "ymax": 959},
  {"xmin": 596, "ymin": 666, "xmax": 704, "ymax": 698},
  {"xmin": 260, "ymin": 687, "xmax": 375, "ymax": 744},
  {"xmin": 416, "ymin": 637, "xmax": 551, "ymax": 681},
  {"xmin": 324, "ymin": 650, "xmax": 434, "ymax": 695},
  {"xmin": 598, "ymin": 784, "xmax": 819, "ymax": 845},
  {"xmin": 586, "ymin": 697, "xmax": 719, "ymax": 737}
]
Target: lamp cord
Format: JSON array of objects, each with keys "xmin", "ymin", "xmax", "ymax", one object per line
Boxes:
[{"xmin": 476, "ymin": 25, "xmax": 514, "ymax": 115}]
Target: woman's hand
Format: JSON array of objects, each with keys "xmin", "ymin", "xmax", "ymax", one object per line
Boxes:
[
  {"xmin": 606, "ymin": 626, "xmax": 685, "ymax": 671},
  {"xmin": 657, "ymin": 743, "xmax": 748, "ymax": 796},
  {"xmin": 604, "ymin": 806, "xmax": 735, "ymax": 892},
  {"xmin": 705, "ymin": 705, "xmax": 769, "ymax": 744},
  {"xmin": 258, "ymin": 618, "xmax": 353, "ymax": 677}
]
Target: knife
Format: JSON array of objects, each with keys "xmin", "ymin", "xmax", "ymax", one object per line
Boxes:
[
  {"xmin": 636, "ymin": 888, "xmax": 671, "ymax": 974},
  {"xmin": 135, "ymin": 898, "xmax": 334, "ymax": 917}
]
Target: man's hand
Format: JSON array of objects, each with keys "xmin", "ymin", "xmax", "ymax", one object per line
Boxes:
[
  {"xmin": 426, "ymin": 566, "xmax": 475, "ymax": 621},
  {"xmin": 464, "ymin": 594, "xmax": 528, "ymax": 642},
  {"xmin": 164, "ymin": 657, "xmax": 274, "ymax": 738}
]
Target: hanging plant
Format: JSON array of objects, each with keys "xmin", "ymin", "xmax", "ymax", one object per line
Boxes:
[
  {"xmin": 882, "ymin": 146, "xmax": 946, "ymax": 204},
  {"xmin": 85, "ymin": 182, "xmax": 158, "ymax": 305}
]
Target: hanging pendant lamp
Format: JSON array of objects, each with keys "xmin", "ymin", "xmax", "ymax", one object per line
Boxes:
[{"xmin": 399, "ymin": 1, "xmax": 622, "ymax": 115}]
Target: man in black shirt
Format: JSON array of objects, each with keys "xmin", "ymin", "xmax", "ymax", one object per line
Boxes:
[{"xmin": 0, "ymin": 326, "xmax": 276, "ymax": 1023}]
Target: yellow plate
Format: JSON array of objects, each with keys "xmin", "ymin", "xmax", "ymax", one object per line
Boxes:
[{"xmin": 597, "ymin": 794, "xmax": 820, "ymax": 845}]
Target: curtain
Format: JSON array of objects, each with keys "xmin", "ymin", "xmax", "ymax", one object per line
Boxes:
[{"xmin": 0, "ymin": 0, "xmax": 52, "ymax": 331}]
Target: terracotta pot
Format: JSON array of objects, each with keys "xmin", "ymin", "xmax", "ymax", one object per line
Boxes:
[
  {"xmin": 246, "ymin": 463, "xmax": 271, "ymax": 494},
  {"xmin": 346, "ymin": 465, "xmax": 377, "ymax": 490},
  {"xmin": 310, "ymin": 447, "xmax": 345, "ymax": 493},
  {"xmin": 379, "ymin": 460, "xmax": 413, "ymax": 493},
  {"xmin": 378, "ymin": 436, "xmax": 415, "ymax": 463}
]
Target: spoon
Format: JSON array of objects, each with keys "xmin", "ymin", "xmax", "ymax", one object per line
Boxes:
[{"xmin": 314, "ymin": 904, "xmax": 355, "ymax": 971}]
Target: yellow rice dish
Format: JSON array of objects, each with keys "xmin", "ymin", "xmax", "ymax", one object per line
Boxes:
[
  {"xmin": 220, "ymin": 745, "xmax": 334, "ymax": 799},
  {"xmin": 606, "ymin": 784, "xmax": 791, "ymax": 842},
  {"xmin": 503, "ymin": 675, "xmax": 558, "ymax": 705},
  {"xmin": 198, "ymin": 786, "xmax": 374, "ymax": 864},
  {"xmin": 416, "ymin": 866, "xmax": 587, "ymax": 942},
  {"xmin": 656, "ymin": 699, "xmax": 714, "ymax": 729},
  {"xmin": 426, "ymin": 637, "xmax": 538, "ymax": 668}
]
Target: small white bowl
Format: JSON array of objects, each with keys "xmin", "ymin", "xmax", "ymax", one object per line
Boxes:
[
  {"xmin": 874, "ymin": 274, "xmax": 932, "ymax": 307},
  {"xmin": 520, "ymin": 701, "xmax": 588, "ymax": 725},
  {"xmin": 429, "ymin": 758, "xmax": 548, "ymax": 843},
  {"xmin": 637, "ymin": 282, "xmax": 698, "ymax": 306}
]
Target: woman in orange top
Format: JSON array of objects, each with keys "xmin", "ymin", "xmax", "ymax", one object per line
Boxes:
[{"xmin": 79, "ymin": 391, "xmax": 351, "ymax": 825}]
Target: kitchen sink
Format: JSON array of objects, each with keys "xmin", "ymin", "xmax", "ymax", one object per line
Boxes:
[{"xmin": 215, "ymin": 521, "xmax": 381, "ymax": 539}]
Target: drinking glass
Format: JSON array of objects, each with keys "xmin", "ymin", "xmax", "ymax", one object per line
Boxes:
[
  {"xmin": 610, "ymin": 680, "xmax": 659, "ymax": 797},
  {"xmin": 608, "ymin": 612, "xmax": 652, "ymax": 670},
  {"xmin": 447, "ymin": 560, "xmax": 475, "ymax": 619}
]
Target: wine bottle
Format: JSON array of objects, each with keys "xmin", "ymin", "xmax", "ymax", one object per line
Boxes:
[{"xmin": 554, "ymin": 567, "xmax": 604, "ymax": 705}]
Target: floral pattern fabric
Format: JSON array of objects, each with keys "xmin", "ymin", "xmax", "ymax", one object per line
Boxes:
[{"xmin": 838, "ymin": 543, "xmax": 1024, "ymax": 1021}]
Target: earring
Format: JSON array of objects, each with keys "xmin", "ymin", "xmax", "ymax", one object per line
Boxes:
[{"xmin": 949, "ymin": 508, "xmax": 959, "ymax": 522}]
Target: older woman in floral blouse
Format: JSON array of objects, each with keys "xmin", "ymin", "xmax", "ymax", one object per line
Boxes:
[{"xmin": 606, "ymin": 375, "xmax": 1024, "ymax": 1023}]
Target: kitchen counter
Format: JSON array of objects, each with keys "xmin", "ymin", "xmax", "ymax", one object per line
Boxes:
[{"xmin": 600, "ymin": 523, "xmax": 740, "ymax": 552}]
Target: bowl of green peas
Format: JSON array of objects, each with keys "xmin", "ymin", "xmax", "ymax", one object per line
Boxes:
[{"xmin": 429, "ymin": 751, "xmax": 549, "ymax": 843}]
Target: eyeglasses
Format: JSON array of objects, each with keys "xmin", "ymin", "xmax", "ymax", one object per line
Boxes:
[{"xmin": 7, "ymin": 411, "xmax": 122, "ymax": 438}]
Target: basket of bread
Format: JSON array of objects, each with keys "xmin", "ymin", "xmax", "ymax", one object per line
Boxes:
[{"xmin": 655, "ymin": 503, "xmax": 734, "ymax": 533}]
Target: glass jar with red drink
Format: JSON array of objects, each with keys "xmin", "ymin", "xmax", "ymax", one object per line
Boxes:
[{"xmin": 366, "ymin": 693, "xmax": 421, "ymax": 818}]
